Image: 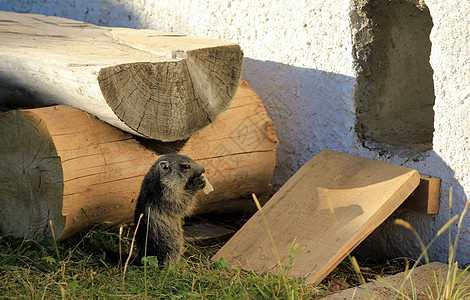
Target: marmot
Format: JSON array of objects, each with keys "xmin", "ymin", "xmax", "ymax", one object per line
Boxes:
[{"xmin": 134, "ymin": 154, "xmax": 207, "ymax": 265}]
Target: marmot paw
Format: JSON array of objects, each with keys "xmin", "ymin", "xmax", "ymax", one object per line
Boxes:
[{"xmin": 187, "ymin": 175, "xmax": 206, "ymax": 191}]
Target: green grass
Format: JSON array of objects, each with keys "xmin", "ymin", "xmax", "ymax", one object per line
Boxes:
[
  {"xmin": 389, "ymin": 189, "xmax": 470, "ymax": 300},
  {"xmin": 3, "ymin": 190, "xmax": 468, "ymax": 299},
  {"xmin": 0, "ymin": 224, "xmax": 332, "ymax": 299}
]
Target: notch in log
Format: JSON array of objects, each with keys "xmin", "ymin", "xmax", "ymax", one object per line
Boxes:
[{"xmin": 0, "ymin": 11, "xmax": 243, "ymax": 141}]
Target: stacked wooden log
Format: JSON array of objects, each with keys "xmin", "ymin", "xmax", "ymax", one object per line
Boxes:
[{"xmin": 0, "ymin": 12, "xmax": 277, "ymax": 241}]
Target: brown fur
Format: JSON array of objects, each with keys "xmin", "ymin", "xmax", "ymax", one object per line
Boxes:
[{"xmin": 134, "ymin": 154, "xmax": 205, "ymax": 265}]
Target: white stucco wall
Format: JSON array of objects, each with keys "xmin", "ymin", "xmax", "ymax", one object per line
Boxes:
[{"xmin": 1, "ymin": 0, "xmax": 469, "ymax": 267}]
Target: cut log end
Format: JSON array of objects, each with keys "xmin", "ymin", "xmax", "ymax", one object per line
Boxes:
[
  {"xmin": 98, "ymin": 45, "xmax": 243, "ymax": 142},
  {"xmin": 0, "ymin": 110, "xmax": 65, "ymax": 241}
]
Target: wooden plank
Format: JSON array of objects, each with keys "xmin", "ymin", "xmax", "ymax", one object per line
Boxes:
[
  {"xmin": 212, "ymin": 149, "xmax": 420, "ymax": 284},
  {"xmin": 401, "ymin": 174, "xmax": 440, "ymax": 214}
]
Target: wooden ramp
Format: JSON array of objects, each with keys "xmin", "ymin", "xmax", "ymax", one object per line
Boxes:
[{"xmin": 212, "ymin": 149, "xmax": 420, "ymax": 284}]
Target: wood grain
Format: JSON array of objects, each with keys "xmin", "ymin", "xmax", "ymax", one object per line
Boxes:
[
  {"xmin": 0, "ymin": 111, "xmax": 65, "ymax": 239},
  {"xmin": 212, "ymin": 149, "xmax": 420, "ymax": 284},
  {"xmin": 401, "ymin": 174, "xmax": 440, "ymax": 214},
  {"xmin": 0, "ymin": 82, "xmax": 277, "ymax": 241},
  {"xmin": 0, "ymin": 11, "xmax": 243, "ymax": 141}
]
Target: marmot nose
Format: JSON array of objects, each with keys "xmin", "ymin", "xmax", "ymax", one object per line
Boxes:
[
  {"xmin": 196, "ymin": 165, "xmax": 205, "ymax": 176},
  {"xmin": 195, "ymin": 162, "xmax": 205, "ymax": 174}
]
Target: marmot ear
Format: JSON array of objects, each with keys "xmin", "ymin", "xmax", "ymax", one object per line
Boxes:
[{"xmin": 159, "ymin": 161, "xmax": 170, "ymax": 170}]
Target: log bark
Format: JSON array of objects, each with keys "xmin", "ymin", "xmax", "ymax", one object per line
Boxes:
[
  {"xmin": 0, "ymin": 11, "xmax": 243, "ymax": 141},
  {"xmin": 0, "ymin": 81, "xmax": 277, "ymax": 241}
]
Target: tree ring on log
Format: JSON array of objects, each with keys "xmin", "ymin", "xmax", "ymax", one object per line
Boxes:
[
  {"xmin": 0, "ymin": 110, "xmax": 65, "ymax": 241},
  {"xmin": 98, "ymin": 45, "xmax": 243, "ymax": 142}
]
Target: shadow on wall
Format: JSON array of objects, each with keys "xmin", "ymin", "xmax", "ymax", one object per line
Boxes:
[
  {"xmin": 353, "ymin": 150, "xmax": 469, "ymax": 268},
  {"xmin": 0, "ymin": 0, "xmax": 468, "ymax": 268},
  {"xmin": 241, "ymin": 58, "xmax": 357, "ymax": 189},
  {"xmin": 0, "ymin": 0, "xmax": 142, "ymax": 28}
]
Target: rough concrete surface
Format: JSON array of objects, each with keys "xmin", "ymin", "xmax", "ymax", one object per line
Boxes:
[
  {"xmin": 323, "ymin": 262, "xmax": 470, "ymax": 299},
  {"xmin": 353, "ymin": 0, "xmax": 435, "ymax": 150},
  {"xmin": 0, "ymin": 0, "xmax": 469, "ymax": 267}
]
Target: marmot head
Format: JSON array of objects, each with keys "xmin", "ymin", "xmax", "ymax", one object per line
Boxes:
[{"xmin": 156, "ymin": 154, "xmax": 206, "ymax": 193}]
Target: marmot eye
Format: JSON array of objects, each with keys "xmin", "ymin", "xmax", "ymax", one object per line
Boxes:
[{"xmin": 182, "ymin": 164, "xmax": 191, "ymax": 169}]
